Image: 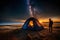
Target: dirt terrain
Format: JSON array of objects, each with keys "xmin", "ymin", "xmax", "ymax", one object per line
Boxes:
[{"xmin": 0, "ymin": 27, "xmax": 60, "ymax": 40}]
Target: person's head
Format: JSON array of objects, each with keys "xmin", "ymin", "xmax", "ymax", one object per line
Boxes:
[{"xmin": 49, "ymin": 18, "xmax": 51, "ymax": 21}]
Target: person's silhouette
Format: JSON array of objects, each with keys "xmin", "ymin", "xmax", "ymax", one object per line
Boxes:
[{"xmin": 49, "ymin": 18, "xmax": 53, "ymax": 33}]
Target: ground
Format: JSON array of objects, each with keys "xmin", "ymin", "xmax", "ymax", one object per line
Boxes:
[{"xmin": 0, "ymin": 27, "xmax": 60, "ymax": 40}]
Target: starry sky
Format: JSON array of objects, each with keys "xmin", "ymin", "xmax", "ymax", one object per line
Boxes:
[{"xmin": 0, "ymin": 0, "xmax": 60, "ymax": 23}]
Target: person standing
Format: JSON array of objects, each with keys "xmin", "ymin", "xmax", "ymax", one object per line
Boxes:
[{"xmin": 49, "ymin": 18, "xmax": 53, "ymax": 33}]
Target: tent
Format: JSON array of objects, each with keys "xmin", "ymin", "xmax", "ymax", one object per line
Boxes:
[{"xmin": 22, "ymin": 17, "xmax": 44, "ymax": 31}]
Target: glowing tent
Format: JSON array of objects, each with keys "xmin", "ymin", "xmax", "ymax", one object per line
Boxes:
[{"xmin": 22, "ymin": 17, "xmax": 44, "ymax": 31}]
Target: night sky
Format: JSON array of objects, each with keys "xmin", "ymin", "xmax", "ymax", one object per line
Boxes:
[{"xmin": 0, "ymin": 0, "xmax": 60, "ymax": 23}]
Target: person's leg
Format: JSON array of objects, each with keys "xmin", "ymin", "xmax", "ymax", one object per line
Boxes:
[
  {"xmin": 50, "ymin": 27, "xmax": 51, "ymax": 32},
  {"xmin": 49, "ymin": 27, "xmax": 50, "ymax": 32},
  {"xmin": 49, "ymin": 26, "xmax": 52, "ymax": 33},
  {"xmin": 51, "ymin": 26, "xmax": 52, "ymax": 32}
]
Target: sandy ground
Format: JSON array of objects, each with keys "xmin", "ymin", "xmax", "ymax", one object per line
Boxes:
[{"xmin": 0, "ymin": 26, "xmax": 60, "ymax": 40}]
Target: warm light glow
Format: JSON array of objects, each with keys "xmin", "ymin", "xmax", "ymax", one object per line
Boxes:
[
  {"xmin": 38, "ymin": 19, "xmax": 49, "ymax": 22},
  {"xmin": 38, "ymin": 17, "xmax": 60, "ymax": 22},
  {"xmin": 29, "ymin": 21, "xmax": 34, "ymax": 27},
  {"xmin": 38, "ymin": 20, "xmax": 43, "ymax": 23}
]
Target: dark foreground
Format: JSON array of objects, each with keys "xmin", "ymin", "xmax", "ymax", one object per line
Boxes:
[{"xmin": 0, "ymin": 27, "xmax": 60, "ymax": 40}]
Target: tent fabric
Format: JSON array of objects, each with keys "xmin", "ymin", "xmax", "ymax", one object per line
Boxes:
[{"xmin": 22, "ymin": 17, "xmax": 44, "ymax": 31}]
